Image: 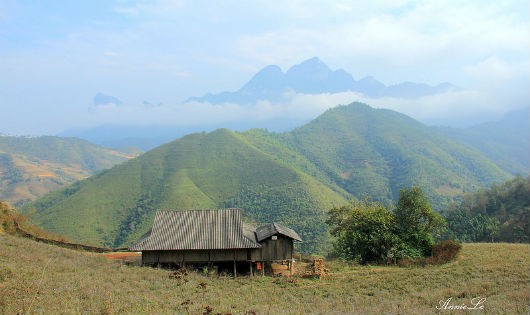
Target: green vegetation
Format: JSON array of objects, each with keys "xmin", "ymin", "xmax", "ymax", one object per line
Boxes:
[
  {"xmin": 24, "ymin": 129, "xmax": 347, "ymax": 249},
  {"xmin": 0, "ymin": 201, "xmax": 66, "ymax": 241},
  {"xmin": 21, "ymin": 103, "xmax": 519, "ymax": 251},
  {"xmin": 1, "ymin": 234, "xmax": 528, "ymax": 314},
  {"xmin": 327, "ymin": 200, "xmax": 398, "ymax": 263},
  {"xmin": 444, "ymin": 175, "xmax": 530, "ymax": 242},
  {"xmin": 327, "ymin": 188, "xmax": 446, "ymax": 263},
  {"xmin": 394, "ymin": 187, "xmax": 446, "ymax": 257},
  {"xmin": 282, "ymin": 103, "xmax": 512, "ymax": 210},
  {"xmin": 0, "ymin": 135, "xmax": 135, "ymax": 207}
]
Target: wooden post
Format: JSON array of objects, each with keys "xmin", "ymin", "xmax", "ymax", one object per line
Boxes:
[
  {"xmin": 261, "ymin": 261, "xmax": 265, "ymax": 276},
  {"xmin": 249, "ymin": 261, "xmax": 253, "ymax": 276},
  {"xmin": 182, "ymin": 252, "xmax": 185, "ymax": 269},
  {"xmin": 233, "ymin": 250, "xmax": 237, "ymax": 278}
]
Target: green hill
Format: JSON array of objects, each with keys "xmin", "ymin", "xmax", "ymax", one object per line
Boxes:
[
  {"xmin": 281, "ymin": 103, "xmax": 510, "ymax": 208},
  {"xmin": 0, "ymin": 136, "xmax": 136, "ymax": 207},
  {"xmin": 23, "ymin": 103, "xmax": 515, "ymax": 251},
  {"xmin": 25, "ymin": 129, "xmax": 347, "ymax": 252}
]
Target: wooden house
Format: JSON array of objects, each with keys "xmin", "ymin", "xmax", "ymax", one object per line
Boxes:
[{"xmin": 129, "ymin": 208, "xmax": 302, "ymax": 275}]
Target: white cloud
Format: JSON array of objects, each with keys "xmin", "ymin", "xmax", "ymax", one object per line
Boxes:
[
  {"xmin": 83, "ymin": 86, "xmax": 524, "ymax": 131},
  {"xmin": 464, "ymin": 57, "xmax": 524, "ymax": 82},
  {"xmin": 1, "ymin": 0, "xmax": 529, "ymax": 135},
  {"xmin": 236, "ymin": 1, "xmax": 530, "ymax": 85}
]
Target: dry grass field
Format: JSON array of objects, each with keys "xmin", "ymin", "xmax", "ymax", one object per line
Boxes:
[{"xmin": 0, "ymin": 234, "xmax": 528, "ymax": 314}]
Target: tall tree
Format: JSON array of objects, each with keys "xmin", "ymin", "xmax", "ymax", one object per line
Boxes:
[
  {"xmin": 394, "ymin": 187, "xmax": 446, "ymax": 257},
  {"xmin": 327, "ymin": 200, "xmax": 399, "ymax": 263}
]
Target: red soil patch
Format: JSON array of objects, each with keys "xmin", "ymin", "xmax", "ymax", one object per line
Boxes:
[{"xmin": 102, "ymin": 252, "xmax": 141, "ymax": 260}]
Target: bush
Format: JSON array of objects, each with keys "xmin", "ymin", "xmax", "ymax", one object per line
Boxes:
[
  {"xmin": 430, "ymin": 240, "xmax": 462, "ymax": 264},
  {"xmin": 397, "ymin": 240, "xmax": 462, "ymax": 267}
]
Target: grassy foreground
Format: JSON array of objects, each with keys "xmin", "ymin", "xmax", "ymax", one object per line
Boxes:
[{"xmin": 0, "ymin": 235, "xmax": 528, "ymax": 314}]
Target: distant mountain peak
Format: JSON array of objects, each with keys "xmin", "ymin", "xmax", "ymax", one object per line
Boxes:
[
  {"xmin": 289, "ymin": 57, "xmax": 329, "ymax": 71},
  {"xmin": 240, "ymin": 65, "xmax": 284, "ymax": 93},
  {"xmin": 93, "ymin": 93, "xmax": 122, "ymax": 107},
  {"xmin": 188, "ymin": 58, "xmax": 456, "ymax": 104}
]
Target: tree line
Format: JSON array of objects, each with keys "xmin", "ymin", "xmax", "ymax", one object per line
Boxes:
[
  {"xmin": 442, "ymin": 175, "xmax": 530, "ymax": 243},
  {"xmin": 327, "ymin": 176, "xmax": 529, "ymax": 264}
]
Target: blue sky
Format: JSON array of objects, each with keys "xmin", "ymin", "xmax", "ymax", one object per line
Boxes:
[{"xmin": 1, "ymin": 0, "xmax": 529, "ymax": 134}]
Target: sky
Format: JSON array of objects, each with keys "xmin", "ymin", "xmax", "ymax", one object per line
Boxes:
[{"xmin": 1, "ymin": 0, "xmax": 529, "ymax": 135}]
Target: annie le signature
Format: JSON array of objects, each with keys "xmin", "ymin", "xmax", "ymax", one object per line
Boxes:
[{"xmin": 436, "ymin": 297, "xmax": 486, "ymax": 310}]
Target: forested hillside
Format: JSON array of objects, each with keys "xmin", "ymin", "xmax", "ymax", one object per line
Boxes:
[
  {"xmin": 22, "ymin": 103, "xmax": 517, "ymax": 251},
  {"xmin": 280, "ymin": 104, "xmax": 510, "ymax": 208},
  {"xmin": 444, "ymin": 175, "xmax": 530, "ymax": 242},
  {"xmin": 0, "ymin": 136, "xmax": 136, "ymax": 207}
]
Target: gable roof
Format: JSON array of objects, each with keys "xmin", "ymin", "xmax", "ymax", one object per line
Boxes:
[
  {"xmin": 256, "ymin": 222, "xmax": 303, "ymax": 242},
  {"xmin": 129, "ymin": 208, "xmax": 261, "ymax": 251}
]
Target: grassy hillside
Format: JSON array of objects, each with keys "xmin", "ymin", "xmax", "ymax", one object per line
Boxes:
[
  {"xmin": 22, "ymin": 103, "xmax": 515, "ymax": 251},
  {"xmin": 1, "ymin": 235, "xmax": 528, "ymax": 314},
  {"xmin": 0, "ymin": 136, "xmax": 136, "ymax": 207},
  {"xmin": 25, "ymin": 129, "xmax": 347, "ymax": 251},
  {"xmin": 282, "ymin": 103, "xmax": 510, "ymax": 208}
]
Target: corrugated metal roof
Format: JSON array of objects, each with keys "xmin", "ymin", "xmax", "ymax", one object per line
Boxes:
[
  {"xmin": 129, "ymin": 208, "xmax": 262, "ymax": 251},
  {"xmin": 256, "ymin": 222, "xmax": 303, "ymax": 242},
  {"xmin": 242, "ymin": 223, "xmax": 258, "ymax": 243}
]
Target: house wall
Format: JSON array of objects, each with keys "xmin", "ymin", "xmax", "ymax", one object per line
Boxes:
[
  {"xmin": 260, "ymin": 235, "xmax": 293, "ymax": 261},
  {"xmin": 142, "ymin": 249, "xmax": 254, "ymax": 265},
  {"xmin": 140, "ymin": 236, "xmax": 295, "ymax": 265}
]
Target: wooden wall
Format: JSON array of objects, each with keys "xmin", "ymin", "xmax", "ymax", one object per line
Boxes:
[
  {"xmin": 141, "ymin": 236, "xmax": 294, "ymax": 265},
  {"xmin": 259, "ymin": 235, "xmax": 294, "ymax": 261},
  {"xmin": 142, "ymin": 249, "xmax": 257, "ymax": 265}
]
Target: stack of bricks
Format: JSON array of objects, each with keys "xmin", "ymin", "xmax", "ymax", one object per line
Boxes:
[{"xmin": 312, "ymin": 258, "xmax": 325, "ymax": 279}]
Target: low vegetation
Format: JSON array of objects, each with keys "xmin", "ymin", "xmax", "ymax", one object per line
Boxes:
[
  {"xmin": 0, "ymin": 234, "xmax": 528, "ymax": 314},
  {"xmin": 0, "ymin": 201, "xmax": 66, "ymax": 241}
]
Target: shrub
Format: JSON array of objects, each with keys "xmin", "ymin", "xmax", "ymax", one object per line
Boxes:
[
  {"xmin": 430, "ymin": 240, "xmax": 462, "ymax": 264},
  {"xmin": 397, "ymin": 240, "xmax": 462, "ymax": 266}
]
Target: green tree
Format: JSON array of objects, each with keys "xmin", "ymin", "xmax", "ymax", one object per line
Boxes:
[
  {"xmin": 444, "ymin": 210, "xmax": 499, "ymax": 242},
  {"xmin": 327, "ymin": 200, "xmax": 399, "ymax": 264},
  {"xmin": 394, "ymin": 187, "xmax": 446, "ymax": 257}
]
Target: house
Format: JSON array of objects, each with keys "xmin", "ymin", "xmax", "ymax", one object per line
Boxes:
[{"xmin": 129, "ymin": 208, "xmax": 302, "ymax": 275}]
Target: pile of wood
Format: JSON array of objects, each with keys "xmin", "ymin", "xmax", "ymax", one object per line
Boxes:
[
  {"xmin": 271, "ymin": 262, "xmax": 291, "ymax": 276},
  {"xmin": 312, "ymin": 258, "xmax": 327, "ymax": 279},
  {"xmin": 297, "ymin": 258, "xmax": 329, "ymax": 279}
]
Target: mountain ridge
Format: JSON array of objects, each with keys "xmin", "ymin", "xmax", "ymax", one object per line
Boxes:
[
  {"xmin": 188, "ymin": 57, "xmax": 457, "ymax": 104},
  {"xmin": 0, "ymin": 135, "xmax": 137, "ymax": 207}
]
